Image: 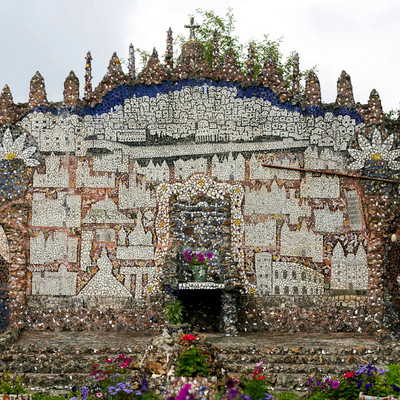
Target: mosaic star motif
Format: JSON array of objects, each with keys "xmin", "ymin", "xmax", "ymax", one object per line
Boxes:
[
  {"xmin": 347, "ymin": 128, "xmax": 400, "ymax": 170},
  {"xmin": 0, "ymin": 128, "xmax": 40, "ymax": 167}
]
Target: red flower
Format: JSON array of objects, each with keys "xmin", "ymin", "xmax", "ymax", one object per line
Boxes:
[
  {"xmin": 181, "ymin": 334, "xmax": 198, "ymax": 342},
  {"xmin": 344, "ymin": 372, "xmax": 355, "ymax": 379},
  {"xmin": 105, "ymin": 358, "xmax": 113, "ymax": 364},
  {"xmin": 120, "ymin": 358, "xmax": 132, "ymax": 369},
  {"xmin": 257, "ymin": 376, "xmax": 267, "ymax": 380},
  {"xmin": 116, "ymin": 354, "xmax": 125, "ymax": 361}
]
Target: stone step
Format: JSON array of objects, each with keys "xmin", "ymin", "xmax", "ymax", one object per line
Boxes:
[{"xmin": 3, "ymin": 330, "xmax": 399, "ymax": 392}]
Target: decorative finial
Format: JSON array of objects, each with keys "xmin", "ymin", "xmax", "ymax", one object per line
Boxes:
[
  {"xmin": 247, "ymin": 43, "xmax": 255, "ymax": 81},
  {"xmin": 128, "ymin": 44, "xmax": 136, "ymax": 81},
  {"xmin": 85, "ymin": 51, "xmax": 93, "ymax": 100},
  {"xmin": 212, "ymin": 29, "xmax": 220, "ymax": 70},
  {"xmin": 165, "ymin": 27, "xmax": 173, "ymax": 69},
  {"xmin": 292, "ymin": 52, "xmax": 300, "ymax": 104},
  {"xmin": 184, "ymin": 17, "xmax": 200, "ymax": 41},
  {"xmin": 336, "ymin": 70, "xmax": 355, "ymax": 107}
]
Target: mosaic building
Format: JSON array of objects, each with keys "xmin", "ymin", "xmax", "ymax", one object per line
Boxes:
[{"xmin": 0, "ymin": 21, "xmax": 400, "ymax": 337}]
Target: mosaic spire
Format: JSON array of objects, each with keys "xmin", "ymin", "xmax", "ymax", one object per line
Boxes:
[
  {"xmin": 212, "ymin": 29, "xmax": 220, "ymax": 70},
  {"xmin": 63, "ymin": 71, "xmax": 80, "ymax": 107},
  {"xmin": 165, "ymin": 27, "xmax": 173, "ymax": 69},
  {"xmin": 304, "ymin": 71, "xmax": 322, "ymax": 107},
  {"xmin": 84, "ymin": 51, "xmax": 93, "ymax": 100},
  {"xmin": 291, "ymin": 52, "xmax": 300, "ymax": 104},
  {"xmin": 137, "ymin": 48, "xmax": 169, "ymax": 85},
  {"xmin": 215, "ymin": 49, "xmax": 244, "ymax": 83},
  {"xmin": 128, "ymin": 43, "xmax": 136, "ymax": 81},
  {"xmin": 29, "ymin": 71, "xmax": 48, "ymax": 108},
  {"xmin": 107, "ymin": 52, "xmax": 125, "ymax": 82},
  {"xmin": 0, "ymin": 84, "xmax": 18, "ymax": 124},
  {"xmin": 246, "ymin": 43, "xmax": 255, "ymax": 82},
  {"xmin": 367, "ymin": 89, "xmax": 384, "ymax": 124},
  {"xmin": 336, "ymin": 70, "xmax": 355, "ymax": 107},
  {"xmin": 256, "ymin": 54, "xmax": 290, "ymax": 103}
]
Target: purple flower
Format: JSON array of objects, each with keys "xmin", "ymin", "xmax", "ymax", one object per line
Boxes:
[
  {"xmin": 357, "ymin": 380, "xmax": 363, "ymax": 389},
  {"xmin": 186, "ymin": 256, "xmax": 193, "ymax": 262},
  {"xmin": 198, "ymin": 254, "xmax": 205, "ymax": 262},
  {"xmin": 378, "ymin": 368, "xmax": 388, "ymax": 375},
  {"xmin": 108, "ymin": 386, "xmax": 120, "ymax": 395},
  {"xmin": 331, "ymin": 380, "xmax": 340, "ymax": 389},
  {"xmin": 365, "ymin": 383, "xmax": 372, "ymax": 392},
  {"xmin": 227, "ymin": 389, "xmax": 239, "ymax": 399},
  {"xmin": 240, "ymin": 396, "xmax": 251, "ymax": 400},
  {"xmin": 226, "ymin": 378, "xmax": 235, "ymax": 389},
  {"xmin": 80, "ymin": 387, "xmax": 89, "ymax": 400},
  {"xmin": 392, "ymin": 384, "xmax": 400, "ymax": 393},
  {"xmin": 265, "ymin": 394, "xmax": 275, "ymax": 400},
  {"xmin": 184, "ymin": 251, "xmax": 190, "ymax": 257},
  {"xmin": 206, "ymin": 252, "xmax": 213, "ymax": 259},
  {"xmin": 141, "ymin": 374, "xmax": 149, "ymax": 393},
  {"xmin": 175, "ymin": 384, "xmax": 191, "ymax": 400}
]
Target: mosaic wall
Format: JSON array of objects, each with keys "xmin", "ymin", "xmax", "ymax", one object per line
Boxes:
[{"xmin": 0, "ymin": 34, "xmax": 399, "ymax": 334}]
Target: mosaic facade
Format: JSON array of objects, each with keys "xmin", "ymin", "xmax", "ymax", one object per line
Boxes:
[{"xmin": 0, "ymin": 27, "xmax": 399, "ymax": 336}]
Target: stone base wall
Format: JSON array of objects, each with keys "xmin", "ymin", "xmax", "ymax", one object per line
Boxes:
[
  {"xmin": 238, "ymin": 294, "xmax": 369, "ymax": 333},
  {"xmin": 24, "ymin": 295, "xmax": 163, "ymax": 332}
]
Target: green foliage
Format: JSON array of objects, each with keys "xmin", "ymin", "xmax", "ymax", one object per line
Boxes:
[
  {"xmin": 0, "ymin": 370, "xmax": 29, "ymax": 394},
  {"xmin": 384, "ymin": 108, "xmax": 399, "ymax": 121},
  {"xmin": 165, "ymin": 298, "xmax": 185, "ymax": 325},
  {"xmin": 384, "ymin": 363, "xmax": 400, "ymax": 388},
  {"xmin": 176, "ymin": 346, "xmax": 210, "ymax": 377},
  {"xmin": 33, "ymin": 395, "xmax": 65, "ymax": 400},
  {"xmin": 175, "ymin": 8, "xmax": 316, "ymax": 90},
  {"xmin": 273, "ymin": 393, "xmax": 300, "ymax": 400},
  {"xmin": 242, "ymin": 379, "xmax": 271, "ymax": 400}
]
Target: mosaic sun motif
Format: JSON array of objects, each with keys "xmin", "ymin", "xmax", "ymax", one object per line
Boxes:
[
  {"xmin": 0, "ymin": 128, "xmax": 40, "ymax": 167},
  {"xmin": 347, "ymin": 128, "xmax": 400, "ymax": 170}
]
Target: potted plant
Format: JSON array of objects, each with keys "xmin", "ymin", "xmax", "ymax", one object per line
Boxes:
[
  {"xmin": 183, "ymin": 250, "xmax": 213, "ymax": 282},
  {"xmin": 164, "ymin": 298, "xmax": 190, "ymax": 335}
]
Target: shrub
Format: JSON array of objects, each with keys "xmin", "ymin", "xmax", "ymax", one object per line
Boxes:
[{"xmin": 175, "ymin": 346, "xmax": 210, "ymax": 377}]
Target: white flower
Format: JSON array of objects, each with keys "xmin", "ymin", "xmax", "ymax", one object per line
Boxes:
[
  {"xmin": 347, "ymin": 128, "xmax": 400, "ymax": 170},
  {"xmin": 0, "ymin": 128, "xmax": 40, "ymax": 167}
]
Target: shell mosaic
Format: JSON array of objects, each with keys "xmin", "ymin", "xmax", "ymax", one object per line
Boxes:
[{"xmin": 0, "ymin": 30, "xmax": 399, "ymax": 336}]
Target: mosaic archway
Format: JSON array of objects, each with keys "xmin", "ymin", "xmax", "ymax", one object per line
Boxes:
[{"xmin": 154, "ymin": 174, "xmax": 250, "ymax": 290}]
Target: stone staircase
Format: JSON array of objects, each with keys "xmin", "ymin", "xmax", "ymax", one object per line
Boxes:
[{"xmin": 1, "ymin": 329, "xmax": 399, "ymax": 394}]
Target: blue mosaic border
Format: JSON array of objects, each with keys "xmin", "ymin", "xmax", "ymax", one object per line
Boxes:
[{"xmin": 26, "ymin": 79, "xmax": 364, "ymax": 124}]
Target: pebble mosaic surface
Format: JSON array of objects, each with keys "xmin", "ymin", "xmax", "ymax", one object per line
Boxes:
[{"xmin": 0, "ymin": 31, "xmax": 399, "ymax": 335}]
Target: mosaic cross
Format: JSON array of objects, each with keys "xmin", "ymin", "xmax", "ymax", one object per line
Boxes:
[{"xmin": 184, "ymin": 17, "xmax": 200, "ymax": 41}]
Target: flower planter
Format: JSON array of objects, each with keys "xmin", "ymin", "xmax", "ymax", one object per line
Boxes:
[
  {"xmin": 0, "ymin": 395, "xmax": 32, "ymax": 400},
  {"xmin": 192, "ymin": 265, "xmax": 208, "ymax": 282},
  {"xmin": 359, "ymin": 393, "xmax": 399, "ymax": 400},
  {"xmin": 165, "ymin": 322, "xmax": 191, "ymax": 335},
  {"xmin": 164, "ymin": 376, "xmax": 218, "ymax": 399}
]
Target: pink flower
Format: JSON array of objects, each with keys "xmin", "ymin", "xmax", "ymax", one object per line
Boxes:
[
  {"xmin": 331, "ymin": 380, "xmax": 340, "ymax": 389},
  {"xmin": 105, "ymin": 358, "xmax": 113, "ymax": 364},
  {"xmin": 256, "ymin": 361, "xmax": 264, "ymax": 367},
  {"xmin": 94, "ymin": 393, "xmax": 103, "ymax": 398},
  {"xmin": 206, "ymin": 252, "xmax": 213, "ymax": 259},
  {"xmin": 116, "ymin": 354, "xmax": 125, "ymax": 361}
]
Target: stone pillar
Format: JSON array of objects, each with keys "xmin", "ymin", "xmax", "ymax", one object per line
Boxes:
[{"xmin": 220, "ymin": 290, "xmax": 238, "ymax": 336}]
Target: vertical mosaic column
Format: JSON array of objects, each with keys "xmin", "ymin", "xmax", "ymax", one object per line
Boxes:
[{"xmin": 220, "ymin": 290, "xmax": 238, "ymax": 336}]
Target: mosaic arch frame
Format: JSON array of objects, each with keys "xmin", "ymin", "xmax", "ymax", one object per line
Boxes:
[{"xmin": 153, "ymin": 173, "xmax": 253, "ymax": 291}]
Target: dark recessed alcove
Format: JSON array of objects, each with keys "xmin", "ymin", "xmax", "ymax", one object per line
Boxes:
[{"xmin": 178, "ymin": 289, "xmax": 222, "ymax": 332}]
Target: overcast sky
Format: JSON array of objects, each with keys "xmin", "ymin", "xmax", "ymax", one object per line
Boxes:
[{"xmin": 1, "ymin": 0, "xmax": 399, "ymax": 112}]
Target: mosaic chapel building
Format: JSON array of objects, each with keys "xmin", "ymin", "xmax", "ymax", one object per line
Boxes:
[{"xmin": 0, "ymin": 23, "xmax": 400, "ymax": 337}]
